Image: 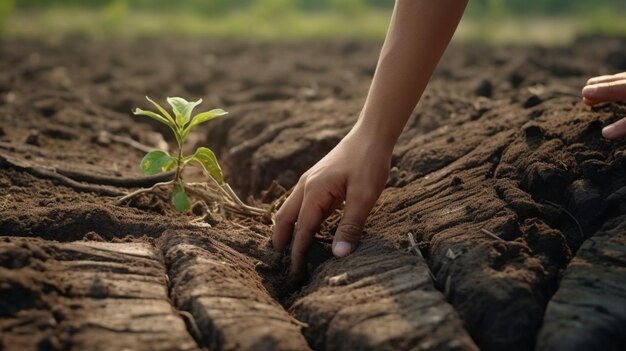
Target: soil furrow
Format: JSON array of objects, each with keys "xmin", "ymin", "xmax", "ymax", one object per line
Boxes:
[
  {"xmin": 160, "ymin": 230, "xmax": 311, "ymax": 351},
  {"xmin": 350, "ymin": 78, "xmax": 626, "ymax": 349},
  {"xmin": 290, "ymin": 236, "xmax": 479, "ymax": 351},
  {"xmin": 536, "ymin": 215, "xmax": 626, "ymax": 351},
  {"xmin": 0, "ymin": 237, "xmax": 199, "ymax": 351}
]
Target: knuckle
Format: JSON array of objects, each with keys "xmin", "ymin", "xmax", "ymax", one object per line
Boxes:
[
  {"xmin": 303, "ymin": 172, "xmax": 323, "ymax": 187},
  {"xmin": 336, "ymin": 221, "xmax": 364, "ymax": 242},
  {"xmin": 298, "ymin": 174, "xmax": 307, "ymax": 184},
  {"xmin": 301, "ymin": 176, "xmax": 318, "ymax": 193},
  {"xmin": 299, "ymin": 170, "xmax": 314, "ymax": 183},
  {"xmin": 304, "ymin": 178, "xmax": 343, "ymax": 206}
]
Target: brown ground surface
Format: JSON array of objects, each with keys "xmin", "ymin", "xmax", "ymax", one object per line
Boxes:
[{"xmin": 1, "ymin": 36, "xmax": 626, "ymax": 351}]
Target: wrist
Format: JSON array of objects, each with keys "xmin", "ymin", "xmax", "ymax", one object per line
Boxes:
[{"xmin": 349, "ymin": 113, "xmax": 401, "ymax": 154}]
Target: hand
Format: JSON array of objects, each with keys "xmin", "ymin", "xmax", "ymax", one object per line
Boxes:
[
  {"xmin": 582, "ymin": 72, "xmax": 626, "ymax": 139},
  {"xmin": 272, "ymin": 128, "xmax": 391, "ymax": 274}
]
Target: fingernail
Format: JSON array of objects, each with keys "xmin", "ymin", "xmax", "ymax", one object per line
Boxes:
[
  {"xmin": 332, "ymin": 241, "xmax": 353, "ymax": 257},
  {"xmin": 582, "ymin": 85, "xmax": 599, "ymax": 98},
  {"xmin": 602, "ymin": 124, "xmax": 615, "ymax": 139}
]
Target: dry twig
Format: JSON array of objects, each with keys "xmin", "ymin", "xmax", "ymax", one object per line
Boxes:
[
  {"xmin": 370, "ymin": 193, "xmax": 389, "ymax": 217},
  {"xmin": 480, "ymin": 228, "xmax": 506, "ymax": 242},
  {"xmin": 407, "ymin": 232, "xmax": 437, "ymax": 282},
  {"xmin": 445, "ymin": 248, "xmax": 460, "ymax": 260},
  {"xmin": 0, "ymin": 195, "xmax": 11, "ymax": 211},
  {"xmin": 543, "ymin": 200, "xmax": 584, "ymax": 240},
  {"xmin": 177, "ymin": 310, "xmax": 205, "ymax": 349},
  {"xmin": 99, "ymin": 130, "xmax": 161, "ymax": 154}
]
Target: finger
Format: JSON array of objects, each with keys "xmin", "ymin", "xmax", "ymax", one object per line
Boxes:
[
  {"xmin": 582, "ymin": 79, "xmax": 626, "ymax": 103},
  {"xmin": 291, "ymin": 184, "xmax": 337, "ymax": 272},
  {"xmin": 602, "ymin": 118, "xmax": 626, "ymax": 140},
  {"xmin": 332, "ymin": 187, "xmax": 378, "ymax": 257},
  {"xmin": 583, "ymin": 96, "xmax": 601, "ymax": 106},
  {"xmin": 587, "ymin": 72, "xmax": 626, "ymax": 85},
  {"xmin": 272, "ymin": 182, "xmax": 304, "ymax": 251}
]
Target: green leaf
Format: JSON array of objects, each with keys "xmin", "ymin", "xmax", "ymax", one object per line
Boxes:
[
  {"xmin": 172, "ymin": 187, "xmax": 192, "ymax": 212},
  {"xmin": 145, "ymin": 96, "xmax": 176, "ymax": 126},
  {"xmin": 190, "ymin": 147, "xmax": 223, "ymax": 184},
  {"xmin": 140, "ymin": 150, "xmax": 175, "ymax": 175},
  {"xmin": 189, "ymin": 109, "xmax": 228, "ymax": 129},
  {"xmin": 183, "ymin": 109, "xmax": 228, "ymax": 138},
  {"xmin": 167, "ymin": 97, "xmax": 202, "ymax": 128},
  {"xmin": 133, "ymin": 108, "xmax": 171, "ymax": 127}
]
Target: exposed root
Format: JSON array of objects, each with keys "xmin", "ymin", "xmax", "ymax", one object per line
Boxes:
[
  {"xmin": 116, "ymin": 176, "xmax": 271, "ymax": 228},
  {"xmin": 116, "ymin": 180, "xmax": 174, "ymax": 205},
  {"xmin": 185, "ymin": 181, "xmax": 269, "ymax": 221}
]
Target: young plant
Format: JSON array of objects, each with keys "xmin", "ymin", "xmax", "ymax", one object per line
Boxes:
[{"xmin": 132, "ymin": 96, "xmax": 227, "ymax": 211}]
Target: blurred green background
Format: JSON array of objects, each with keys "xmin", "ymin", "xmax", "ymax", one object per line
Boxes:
[{"xmin": 2, "ymin": 0, "xmax": 626, "ymax": 43}]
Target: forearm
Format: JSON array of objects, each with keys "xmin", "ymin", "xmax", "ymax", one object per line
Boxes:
[{"xmin": 353, "ymin": 0, "xmax": 467, "ymax": 151}]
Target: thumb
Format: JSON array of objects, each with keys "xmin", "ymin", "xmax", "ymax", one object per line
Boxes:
[{"xmin": 332, "ymin": 189, "xmax": 377, "ymax": 257}]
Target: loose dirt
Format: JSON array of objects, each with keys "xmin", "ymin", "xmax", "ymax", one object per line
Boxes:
[{"xmin": 1, "ymin": 36, "xmax": 625, "ymax": 351}]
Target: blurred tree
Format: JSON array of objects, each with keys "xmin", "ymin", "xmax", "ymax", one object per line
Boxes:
[
  {"xmin": 252, "ymin": 0, "xmax": 295, "ymax": 19},
  {"xmin": 329, "ymin": 0, "xmax": 367, "ymax": 17},
  {"xmin": 193, "ymin": 0, "xmax": 230, "ymax": 17},
  {"xmin": 101, "ymin": 0, "xmax": 128, "ymax": 34},
  {"xmin": 9, "ymin": 0, "xmax": 626, "ymax": 17},
  {"xmin": 486, "ymin": 0, "xmax": 507, "ymax": 21},
  {"xmin": 0, "ymin": 0, "xmax": 15, "ymax": 33}
]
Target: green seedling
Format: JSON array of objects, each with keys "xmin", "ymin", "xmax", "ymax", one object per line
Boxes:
[
  {"xmin": 128, "ymin": 96, "xmax": 227, "ymax": 211},
  {"xmin": 118, "ymin": 96, "xmax": 266, "ymax": 222},
  {"xmin": 136, "ymin": 96, "xmax": 227, "ymax": 211},
  {"xmin": 135, "ymin": 96, "xmax": 227, "ymax": 211}
]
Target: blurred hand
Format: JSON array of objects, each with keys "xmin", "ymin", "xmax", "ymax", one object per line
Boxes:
[
  {"xmin": 582, "ymin": 72, "xmax": 626, "ymax": 139},
  {"xmin": 272, "ymin": 128, "xmax": 391, "ymax": 274}
]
